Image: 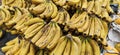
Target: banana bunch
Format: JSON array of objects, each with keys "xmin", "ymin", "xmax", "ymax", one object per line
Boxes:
[
  {"xmin": 1, "ymin": 37, "xmax": 36, "ymax": 55},
  {"xmin": 51, "ymin": 8, "xmax": 70, "ymax": 25},
  {"xmin": 0, "ymin": 29, "xmax": 3, "ymax": 38},
  {"xmin": 30, "ymin": 22, "xmax": 62, "ymax": 49},
  {"xmin": 67, "ymin": 11, "xmax": 109, "ymax": 45},
  {"xmin": 48, "ymin": 34, "xmax": 100, "ymax": 55},
  {"xmin": 30, "ymin": 0, "xmax": 58, "ymax": 19},
  {"xmin": 1, "ymin": 0, "xmax": 29, "ymax": 8}
]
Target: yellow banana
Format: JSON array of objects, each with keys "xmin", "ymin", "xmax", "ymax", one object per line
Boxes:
[
  {"xmin": 19, "ymin": 41, "xmax": 30, "ymax": 55},
  {"xmin": 35, "ymin": 23, "xmax": 52, "ymax": 46},
  {"xmin": 57, "ymin": 11, "xmax": 64, "ymax": 24},
  {"xmin": 25, "ymin": 24, "xmax": 44, "ymax": 39},
  {"xmin": 94, "ymin": 17, "xmax": 101, "ymax": 38},
  {"xmin": 51, "ymin": 11, "xmax": 60, "ymax": 22},
  {"xmin": 47, "ymin": 23, "xmax": 62, "ymax": 50},
  {"xmin": 88, "ymin": 39, "xmax": 100, "ymax": 55},
  {"xmin": 55, "ymin": 0, "xmax": 66, "ymax": 6},
  {"xmin": 52, "ymin": 36, "xmax": 67, "ymax": 55},
  {"xmin": 24, "ymin": 23, "xmax": 43, "ymax": 35},
  {"xmin": 63, "ymin": 39, "xmax": 71, "ymax": 55},
  {"xmin": 85, "ymin": 39, "xmax": 93, "ymax": 55},
  {"xmin": 89, "ymin": 17, "xmax": 95, "ymax": 37},
  {"xmin": 94, "ymin": 1, "xmax": 102, "ymax": 15},
  {"xmin": 6, "ymin": 37, "xmax": 18, "ymax": 45},
  {"xmin": 70, "ymin": 38, "xmax": 79, "ymax": 55},
  {"xmin": 51, "ymin": 2, "xmax": 58, "ymax": 18},
  {"xmin": 68, "ymin": 0, "xmax": 80, "ymax": 5},
  {"xmin": 27, "ymin": 44, "xmax": 35, "ymax": 55},
  {"xmin": 39, "ymin": 23, "xmax": 55, "ymax": 49},
  {"xmin": 6, "ymin": 41, "xmax": 21, "ymax": 55},
  {"xmin": 31, "ymin": 0, "xmax": 45, "ymax": 4},
  {"xmin": 24, "ymin": 17, "xmax": 44, "ymax": 26},
  {"xmin": 87, "ymin": 1, "xmax": 94, "ymax": 14},
  {"xmin": 49, "ymin": 36, "xmax": 66, "ymax": 55},
  {"xmin": 1, "ymin": 45, "xmax": 14, "ymax": 52},
  {"xmin": 1, "ymin": 8, "xmax": 12, "ymax": 22},
  {"xmin": 78, "ymin": 15, "xmax": 90, "ymax": 32},
  {"xmin": 80, "ymin": 40, "xmax": 86, "ymax": 55},
  {"xmin": 81, "ymin": 0, "xmax": 88, "ymax": 10},
  {"xmin": 31, "ymin": 24, "xmax": 51, "ymax": 43},
  {"xmin": 39, "ymin": 2, "xmax": 54, "ymax": 18},
  {"xmin": 73, "ymin": 36, "xmax": 81, "ymax": 55},
  {"xmin": 63, "ymin": 10, "xmax": 70, "ymax": 25},
  {"xmin": 31, "ymin": 3, "xmax": 46, "ymax": 15}
]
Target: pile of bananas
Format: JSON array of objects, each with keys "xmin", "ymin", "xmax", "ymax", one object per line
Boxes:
[
  {"xmin": 0, "ymin": 0, "xmax": 120, "ymax": 55},
  {"xmin": 1, "ymin": 37, "xmax": 35, "ymax": 55},
  {"xmin": 1, "ymin": 0, "xmax": 30, "ymax": 8},
  {"xmin": 35, "ymin": 35, "xmax": 100, "ymax": 55}
]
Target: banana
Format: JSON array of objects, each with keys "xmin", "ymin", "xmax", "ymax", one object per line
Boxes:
[
  {"xmin": 77, "ymin": 15, "xmax": 90, "ymax": 32},
  {"xmin": 31, "ymin": 23, "xmax": 51, "ymax": 43},
  {"xmin": 0, "ymin": 30, "xmax": 3, "ymax": 38},
  {"xmin": 5, "ymin": 7, "xmax": 22, "ymax": 26},
  {"xmin": 64, "ymin": 9, "xmax": 70, "ymax": 25},
  {"xmin": 6, "ymin": 40, "xmax": 20, "ymax": 55},
  {"xmin": 13, "ymin": 14, "xmax": 32, "ymax": 29},
  {"xmin": 52, "ymin": 36, "xmax": 67, "ymax": 55},
  {"xmin": 19, "ymin": 41, "xmax": 30, "ymax": 55},
  {"xmin": 31, "ymin": 3, "xmax": 46, "ymax": 15},
  {"xmin": 1, "ymin": 45, "xmax": 14, "ymax": 52},
  {"xmin": 25, "ymin": 24, "xmax": 44, "ymax": 39},
  {"xmin": 63, "ymin": 39, "xmax": 71, "ymax": 55},
  {"xmin": 39, "ymin": 23, "xmax": 56, "ymax": 49},
  {"xmin": 57, "ymin": 10, "xmax": 65, "ymax": 24},
  {"xmin": 1, "ymin": 8, "xmax": 12, "ymax": 22},
  {"xmin": 51, "ymin": 11, "xmax": 60, "ymax": 22},
  {"xmin": 70, "ymin": 38, "xmax": 79, "ymax": 55},
  {"xmin": 68, "ymin": 12, "xmax": 87, "ymax": 29},
  {"xmin": 55, "ymin": 0, "xmax": 66, "ymax": 6},
  {"xmin": 67, "ymin": 0, "xmax": 80, "ymax": 5},
  {"xmin": 1, "ymin": 0, "xmax": 6, "ymax": 6},
  {"xmin": 35, "ymin": 23, "xmax": 52, "ymax": 46},
  {"xmin": 49, "ymin": 36, "xmax": 66, "ymax": 55},
  {"xmin": 87, "ymin": 1, "xmax": 94, "ymax": 14},
  {"xmin": 80, "ymin": 40, "xmax": 86, "ymax": 55},
  {"xmin": 73, "ymin": 36, "xmax": 81, "ymax": 55},
  {"xmin": 94, "ymin": 1, "xmax": 102, "ymax": 15},
  {"xmin": 81, "ymin": 0, "xmax": 88, "ymax": 10},
  {"xmin": 100, "ymin": 20, "xmax": 108, "ymax": 45},
  {"xmin": 20, "ymin": 26, "xmax": 29, "ymax": 33},
  {"xmin": 24, "ymin": 17, "xmax": 44, "ymax": 26},
  {"xmin": 70, "ymin": 11, "xmax": 79, "ymax": 22},
  {"xmin": 31, "ymin": 0, "xmax": 45, "ymax": 4},
  {"xmin": 39, "ymin": 2, "xmax": 54, "ymax": 18},
  {"xmin": 6, "ymin": 37, "xmax": 18, "ymax": 45},
  {"xmin": 51, "ymin": 2, "xmax": 58, "ymax": 18},
  {"xmin": 89, "ymin": 17, "xmax": 95, "ymax": 37},
  {"xmin": 27, "ymin": 44, "xmax": 35, "ymax": 55},
  {"xmin": 21, "ymin": 0, "xmax": 26, "ymax": 8},
  {"xmin": 47, "ymin": 23, "xmax": 62, "ymax": 50},
  {"xmin": 94, "ymin": 17, "xmax": 101, "ymax": 38},
  {"xmin": 0, "ymin": 9, "xmax": 6, "ymax": 25},
  {"xmin": 85, "ymin": 39, "xmax": 93, "ymax": 55},
  {"xmin": 106, "ymin": 2, "xmax": 114, "ymax": 14},
  {"xmin": 24, "ymin": 23, "xmax": 43, "ymax": 35},
  {"xmin": 88, "ymin": 39, "xmax": 100, "ymax": 55},
  {"xmin": 102, "ymin": 0, "xmax": 108, "ymax": 7}
]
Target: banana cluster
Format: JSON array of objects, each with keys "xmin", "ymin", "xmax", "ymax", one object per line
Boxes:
[
  {"xmin": 35, "ymin": 35, "xmax": 101, "ymax": 55},
  {"xmin": 1, "ymin": 37, "xmax": 35, "ymax": 55},
  {"xmin": 1, "ymin": 0, "xmax": 29, "ymax": 8},
  {"xmin": 67, "ymin": 11, "xmax": 109, "ymax": 45}
]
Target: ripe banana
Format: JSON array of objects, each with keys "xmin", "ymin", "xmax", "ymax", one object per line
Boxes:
[
  {"xmin": 47, "ymin": 23, "xmax": 62, "ymax": 50},
  {"xmin": 88, "ymin": 39, "xmax": 100, "ymax": 55}
]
